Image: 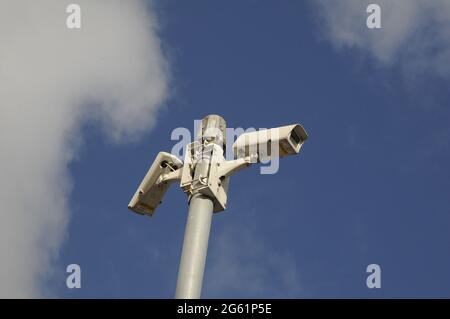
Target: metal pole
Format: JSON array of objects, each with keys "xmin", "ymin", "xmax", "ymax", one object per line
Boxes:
[
  {"xmin": 175, "ymin": 114, "xmax": 226, "ymax": 299},
  {"xmin": 175, "ymin": 193, "xmax": 214, "ymax": 299}
]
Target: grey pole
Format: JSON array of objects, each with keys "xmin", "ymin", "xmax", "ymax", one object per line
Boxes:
[
  {"xmin": 175, "ymin": 115, "xmax": 226, "ymax": 299},
  {"xmin": 175, "ymin": 193, "xmax": 214, "ymax": 298}
]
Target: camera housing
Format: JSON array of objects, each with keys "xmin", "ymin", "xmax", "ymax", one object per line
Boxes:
[
  {"xmin": 232, "ymin": 124, "xmax": 308, "ymax": 161},
  {"xmin": 128, "ymin": 152, "xmax": 183, "ymax": 217}
]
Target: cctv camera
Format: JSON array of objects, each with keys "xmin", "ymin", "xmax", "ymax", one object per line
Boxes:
[
  {"xmin": 232, "ymin": 124, "xmax": 308, "ymax": 161},
  {"xmin": 128, "ymin": 152, "xmax": 183, "ymax": 217}
]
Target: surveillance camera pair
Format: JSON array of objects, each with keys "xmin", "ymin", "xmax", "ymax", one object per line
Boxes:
[{"xmin": 128, "ymin": 118, "xmax": 308, "ymax": 217}]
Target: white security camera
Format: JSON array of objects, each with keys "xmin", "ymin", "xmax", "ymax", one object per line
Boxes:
[
  {"xmin": 128, "ymin": 152, "xmax": 183, "ymax": 217},
  {"xmin": 128, "ymin": 115, "xmax": 309, "ymax": 299},
  {"xmin": 232, "ymin": 124, "xmax": 308, "ymax": 161}
]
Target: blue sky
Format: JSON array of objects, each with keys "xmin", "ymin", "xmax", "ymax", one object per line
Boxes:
[
  {"xmin": 2, "ymin": 1, "xmax": 449, "ymax": 298},
  {"xmin": 59, "ymin": 0, "xmax": 450, "ymax": 298}
]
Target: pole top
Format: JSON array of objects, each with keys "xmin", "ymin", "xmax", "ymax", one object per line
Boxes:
[{"xmin": 196, "ymin": 114, "xmax": 226, "ymax": 151}]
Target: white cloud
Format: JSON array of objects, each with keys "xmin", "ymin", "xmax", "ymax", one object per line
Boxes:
[
  {"xmin": 0, "ymin": 0, "xmax": 169, "ymax": 297},
  {"xmin": 312, "ymin": 0, "xmax": 450, "ymax": 77},
  {"xmin": 204, "ymin": 225, "xmax": 302, "ymax": 298}
]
